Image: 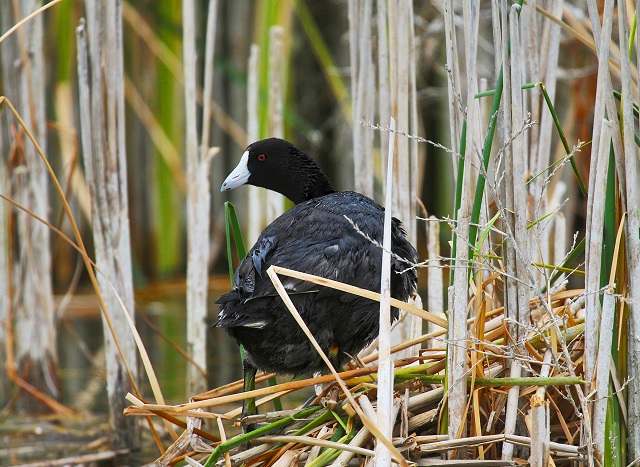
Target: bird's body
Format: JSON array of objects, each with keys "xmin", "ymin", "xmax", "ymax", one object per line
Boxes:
[
  {"xmin": 215, "ymin": 190, "xmax": 416, "ymax": 375},
  {"xmin": 215, "ymin": 138, "xmax": 417, "ymax": 422}
]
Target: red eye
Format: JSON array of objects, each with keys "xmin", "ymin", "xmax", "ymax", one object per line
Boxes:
[{"xmin": 257, "ymin": 154, "xmax": 266, "ymax": 161}]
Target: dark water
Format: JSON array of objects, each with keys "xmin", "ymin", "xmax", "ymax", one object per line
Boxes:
[
  {"xmin": 0, "ymin": 287, "xmax": 247, "ymax": 465},
  {"xmin": 58, "ymin": 290, "xmax": 243, "ymax": 409},
  {"xmin": 4, "ymin": 283, "xmax": 314, "ymax": 465}
]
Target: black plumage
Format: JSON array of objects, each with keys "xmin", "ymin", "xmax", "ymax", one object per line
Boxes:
[{"xmin": 215, "ymin": 138, "xmax": 418, "ymax": 378}]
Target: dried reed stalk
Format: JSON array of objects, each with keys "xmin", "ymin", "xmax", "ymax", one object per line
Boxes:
[
  {"xmin": 375, "ymin": 117, "xmax": 396, "ymax": 466},
  {"xmin": 447, "ymin": 0, "xmax": 481, "ymax": 447},
  {"xmin": 271, "ymin": 266, "xmax": 447, "ymax": 328},
  {"xmin": 408, "ymin": 0, "xmax": 419, "ymax": 244},
  {"xmin": 582, "ymin": 6, "xmax": 618, "ymax": 465},
  {"xmin": 529, "ymin": 350, "xmax": 552, "ymax": 467},
  {"xmin": 427, "ymin": 218, "xmax": 444, "ymax": 346},
  {"xmin": 376, "ymin": 0, "xmax": 390, "ymax": 160},
  {"xmin": 396, "ymin": 2, "xmax": 410, "ymax": 226},
  {"xmin": 351, "ymin": 0, "xmax": 374, "ymax": 198},
  {"xmin": 0, "ymin": 112, "xmax": 7, "ymax": 406},
  {"xmin": 442, "ymin": 0, "xmax": 462, "ymax": 172},
  {"xmin": 266, "ymin": 26, "xmax": 285, "ymax": 222},
  {"xmin": 529, "ymin": 0, "xmax": 563, "ymax": 284},
  {"xmin": 76, "ymin": 2, "xmax": 139, "ymax": 448},
  {"xmin": 584, "ymin": 120, "xmax": 612, "ymax": 426},
  {"xmin": 503, "ymin": 5, "xmax": 531, "ymax": 461},
  {"xmin": 391, "ymin": 0, "xmax": 423, "ymax": 360},
  {"xmin": 0, "ymin": 0, "xmax": 57, "ymax": 411},
  {"xmin": 184, "ymin": 0, "xmax": 214, "ymax": 397},
  {"xmin": 247, "ymin": 44, "xmax": 262, "ymax": 245},
  {"xmin": 619, "ymin": 0, "xmax": 640, "ymax": 457},
  {"xmin": 586, "ymin": 0, "xmax": 624, "ymax": 196}
]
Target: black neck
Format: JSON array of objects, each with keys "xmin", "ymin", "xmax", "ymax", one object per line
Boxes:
[
  {"xmin": 284, "ymin": 147, "xmax": 335, "ymax": 204},
  {"xmin": 297, "ymin": 177, "xmax": 335, "ymax": 204}
]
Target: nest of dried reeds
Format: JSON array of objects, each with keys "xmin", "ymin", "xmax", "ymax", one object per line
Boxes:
[{"xmin": 125, "ymin": 264, "xmax": 589, "ymax": 467}]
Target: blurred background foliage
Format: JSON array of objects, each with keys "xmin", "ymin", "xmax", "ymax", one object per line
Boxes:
[
  {"xmin": 0, "ymin": 0, "xmax": 602, "ymax": 394},
  {"xmin": 33, "ymin": 0, "xmax": 472, "ymax": 289},
  {"xmin": 3, "ymin": 0, "xmax": 593, "ymax": 293},
  {"xmin": 4, "ymin": 1, "xmax": 631, "ymax": 464}
]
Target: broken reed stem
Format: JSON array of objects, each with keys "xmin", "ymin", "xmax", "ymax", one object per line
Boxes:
[
  {"xmin": 270, "ymin": 266, "xmax": 447, "ymax": 328},
  {"xmin": 530, "ymin": 350, "xmax": 552, "ymax": 467},
  {"xmin": 446, "ymin": 0, "xmax": 482, "ymax": 445}
]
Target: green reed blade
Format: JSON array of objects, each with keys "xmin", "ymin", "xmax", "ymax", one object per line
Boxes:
[
  {"xmin": 541, "ymin": 236, "xmax": 585, "ymax": 293},
  {"xmin": 538, "ymin": 82, "xmax": 588, "ymax": 196},
  {"xmin": 449, "ymin": 119, "xmax": 467, "ymax": 288},
  {"xmin": 224, "ymin": 201, "xmax": 246, "ymax": 283},
  {"xmin": 203, "ymin": 405, "xmax": 323, "ymax": 466}
]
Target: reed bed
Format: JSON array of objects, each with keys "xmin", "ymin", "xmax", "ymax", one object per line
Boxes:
[
  {"xmin": 124, "ymin": 263, "xmax": 589, "ymax": 466},
  {"xmin": 122, "ymin": 2, "xmax": 638, "ymax": 463},
  {"xmin": 2, "ymin": 1, "xmax": 639, "ymax": 466}
]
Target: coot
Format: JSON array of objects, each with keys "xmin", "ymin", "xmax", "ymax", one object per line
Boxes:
[{"xmin": 215, "ymin": 138, "xmax": 417, "ymax": 417}]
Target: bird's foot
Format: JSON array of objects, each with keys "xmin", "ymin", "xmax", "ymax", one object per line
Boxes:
[{"xmin": 240, "ymin": 414, "xmax": 269, "ymax": 434}]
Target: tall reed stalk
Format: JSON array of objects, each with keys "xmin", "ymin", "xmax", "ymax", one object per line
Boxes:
[
  {"xmin": 0, "ymin": 0, "xmax": 57, "ymax": 411},
  {"xmin": 439, "ymin": 0, "xmax": 640, "ymax": 464},
  {"xmin": 617, "ymin": 0, "xmax": 640, "ymax": 458},
  {"xmin": 76, "ymin": 2, "xmax": 138, "ymax": 449},
  {"xmin": 183, "ymin": 0, "xmax": 219, "ymax": 398}
]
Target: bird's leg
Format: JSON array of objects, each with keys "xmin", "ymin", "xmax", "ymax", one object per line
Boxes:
[{"xmin": 241, "ymin": 358, "xmax": 258, "ymax": 432}]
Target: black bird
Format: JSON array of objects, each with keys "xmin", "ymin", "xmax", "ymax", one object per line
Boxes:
[{"xmin": 215, "ymin": 138, "xmax": 417, "ymax": 420}]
